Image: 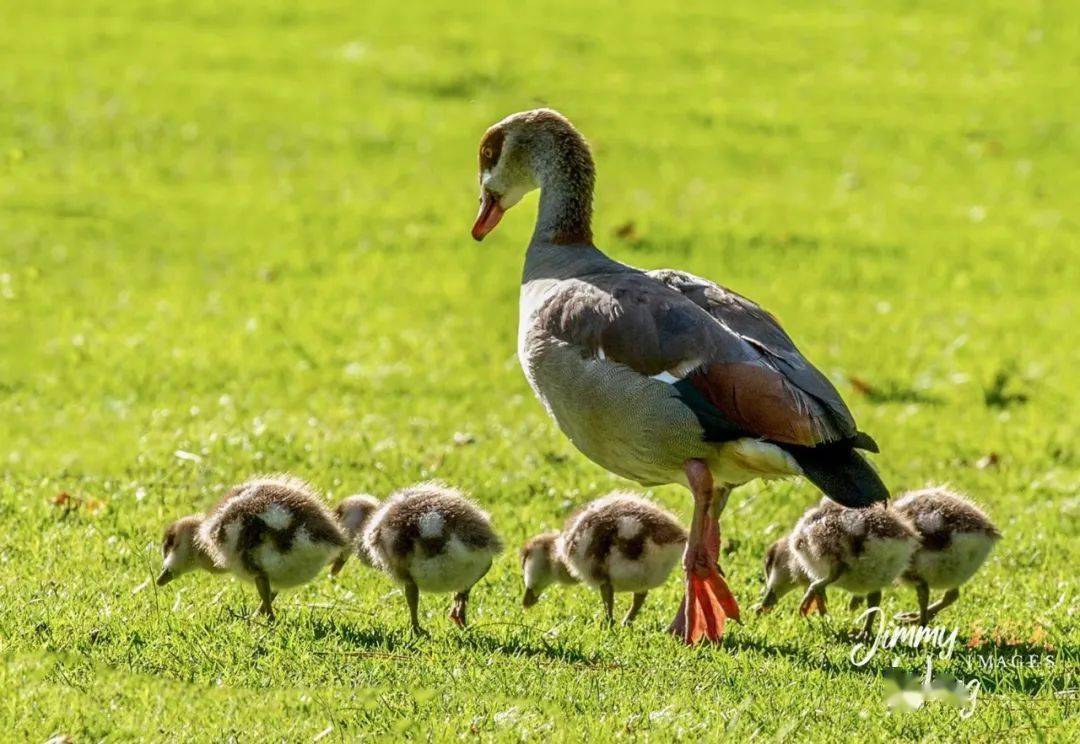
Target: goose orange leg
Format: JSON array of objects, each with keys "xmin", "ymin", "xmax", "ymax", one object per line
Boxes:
[{"xmin": 669, "ymin": 459, "xmax": 740, "ymax": 644}]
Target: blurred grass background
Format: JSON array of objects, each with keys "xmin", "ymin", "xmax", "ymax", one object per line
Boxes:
[{"xmin": 0, "ymin": 0, "xmax": 1077, "ymax": 740}]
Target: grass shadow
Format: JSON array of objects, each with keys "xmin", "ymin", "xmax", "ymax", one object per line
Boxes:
[
  {"xmin": 458, "ymin": 623, "xmax": 607, "ymax": 667},
  {"xmin": 983, "ymin": 368, "xmax": 1030, "ymax": 409},
  {"xmin": 306, "ymin": 617, "xmax": 601, "ymax": 667},
  {"xmin": 308, "ymin": 617, "xmax": 414, "ymax": 655},
  {"xmin": 847, "ymin": 376, "xmax": 944, "ymax": 405}
]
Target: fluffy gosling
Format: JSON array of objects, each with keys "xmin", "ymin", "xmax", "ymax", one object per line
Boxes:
[
  {"xmin": 522, "ymin": 493, "xmax": 687, "ymax": 627},
  {"xmin": 157, "ymin": 475, "xmax": 347, "ymax": 619},
  {"xmin": 760, "ymin": 499, "xmax": 918, "ymax": 635},
  {"xmin": 891, "ymin": 486, "xmax": 1001, "ymax": 625},
  {"xmin": 362, "ymin": 482, "xmax": 502, "ymax": 635}
]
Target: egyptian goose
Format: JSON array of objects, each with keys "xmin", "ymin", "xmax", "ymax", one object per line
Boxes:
[
  {"xmin": 522, "ymin": 492, "xmax": 687, "ymax": 626},
  {"xmin": 362, "ymin": 482, "xmax": 502, "ymax": 635},
  {"xmin": 471, "ymin": 109, "xmax": 888, "ymax": 644},
  {"xmin": 330, "ymin": 493, "xmax": 381, "ymax": 576},
  {"xmin": 157, "ymin": 475, "xmax": 348, "ymax": 619},
  {"xmin": 759, "ymin": 499, "xmax": 917, "ymax": 635},
  {"xmin": 892, "ymin": 487, "xmax": 1000, "ymax": 625}
]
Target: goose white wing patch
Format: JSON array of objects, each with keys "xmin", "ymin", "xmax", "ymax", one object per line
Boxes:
[{"xmin": 650, "ymin": 358, "xmax": 702, "ymax": 384}]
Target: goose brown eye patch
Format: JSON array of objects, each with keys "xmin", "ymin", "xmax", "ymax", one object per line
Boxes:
[{"xmin": 478, "ymin": 128, "xmax": 505, "ymax": 171}]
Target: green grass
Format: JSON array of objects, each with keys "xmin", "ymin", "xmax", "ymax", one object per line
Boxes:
[{"xmin": 1, "ymin": 0, "xmax": 1077, "ymax": 740}]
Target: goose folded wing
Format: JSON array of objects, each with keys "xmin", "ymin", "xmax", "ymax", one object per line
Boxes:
[
  {"xmin": 538, "ymin": 272, "xmax": 858, "ymax": 447},
  {"xmin": 647, "ymin": 269, "xmax": 870, "ymax": 447}
]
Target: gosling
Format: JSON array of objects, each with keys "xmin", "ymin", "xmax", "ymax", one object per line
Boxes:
[
  {"xmin": 522, "ymin": 492, "xmax": 687, "ymax": 627},
  {"xmin": 157, "ymin": 475, "xmax": 348, "ymax": 619},
  {"xmin": 892, "ymin": 486, "xmax": 1001, "ymax": 625},
  {"xmin": 759, "ymin": 499, "xmax": 918, "ymax": 636},
  {"xmin": 362, "ymin": 482, "xmax": 501, "ymax": 635}
]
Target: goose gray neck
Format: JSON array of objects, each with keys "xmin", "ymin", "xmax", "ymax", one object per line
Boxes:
[
  {"xmin": 522, "ymin": 239, "xmax": 614, "ymax": 283},
  {"xmin": 527, "ymin": 129, "xmax": 595, "ymax": 247}
]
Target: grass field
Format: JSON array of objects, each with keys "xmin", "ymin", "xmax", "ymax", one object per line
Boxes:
[{"xmin": 1, "ymin": 0, "xmax": 1077, "ymax": 740}]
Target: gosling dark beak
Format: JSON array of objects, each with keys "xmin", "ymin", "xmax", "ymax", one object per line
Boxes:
[
  {"xmin": 329, "ymin": 556, "xmax": 346, "ymax": 577},
  {"xmin": 471, "ymin": 189, "xmax": 505, "ymax": 241},
  {"xmin": 756, "ymin": 590, "xmax": 777, "ymax": 615},
  {"xmin": 156, "ymin": 569, "xmax": 173, "ymax": 586},
  {"xmin": 522, "ymin": 588, "xmax": 539, "ymax": 608}
]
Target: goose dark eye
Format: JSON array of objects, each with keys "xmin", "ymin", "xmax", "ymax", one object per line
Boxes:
[{"xmin": 482, "ymin": 146, "xmax": 493, "ymax": 160}]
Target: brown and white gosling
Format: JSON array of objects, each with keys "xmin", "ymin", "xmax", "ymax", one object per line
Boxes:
[
  {"xmin": 522, "ymin": 493, "xmax": 687, "ymax": 627},
  {"xmin": 157, "ymin": 475, "xmax": 349, "ymax": 619},
  {"xmin": 362, "ymin": 482, "xmax": 502, "ymax": 635},
  {"xmin": 891, "ymin": 486, "xmax": 1001, "ymax": 625},
  {"xmin": 758, "ymin": 499, "xmax": 918, "ymax": 635},
  {"xmin": 330, "ymin": 493, "xmax": 382, "ymax": 576}
]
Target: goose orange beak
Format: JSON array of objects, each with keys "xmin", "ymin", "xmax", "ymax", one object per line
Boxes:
[{"xmin": 471, "ymin": 190, "xmax": 505, "ymax": 241}]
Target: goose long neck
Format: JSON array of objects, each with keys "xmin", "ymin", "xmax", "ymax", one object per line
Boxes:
[{"xmin": 531, "ymin": 131, "xmax": 595, "ymax": 246}]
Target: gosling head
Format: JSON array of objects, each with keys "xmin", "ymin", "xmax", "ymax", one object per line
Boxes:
[
  {"xmin": 330, "ymin": 494, "xmax": 381, "ymax": 576},
  {"xmin": 157, "ymin": 515, "xmax": 214, "ymax": 586},
  {"xmin": 757, "ymin": 536, "xmax": 809, "ymax": 614},
  {"xmin": 521, "ymin": 531, "xmax": 575, "ymax": 608},
  {"xmin": 336, "ymin": 494, "xmax": 381, "ymax": 541}
]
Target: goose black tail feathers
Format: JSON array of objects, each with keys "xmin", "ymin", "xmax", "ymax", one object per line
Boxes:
[
  {"xmin": 850, "ymin": 430, "xmax": 880, "ymax": 453},
  {"xmin": 779, "ymin": 440, "xmax": 889, "ymax": 507}
]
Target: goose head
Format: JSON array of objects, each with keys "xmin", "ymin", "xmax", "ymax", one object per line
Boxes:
[
  {"xmin": 157, "ymin": 515, "xmax": 212, "ymax": 585},
  {"xmin": 757, "ymin": 536, "xmax": 807, "ymax": 614},
  {"xmin": 471, "ymin": 109, "xmax": 594, "ymax": 243}
]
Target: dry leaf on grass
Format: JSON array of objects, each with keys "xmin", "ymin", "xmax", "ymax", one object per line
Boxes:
[
  {"xmin": 49, "ymin": 492, "xmax": 106, "ymax": 516},
  {"xmin": 613, "ymin": 221, "xmax": 637, "ymax": 240}
]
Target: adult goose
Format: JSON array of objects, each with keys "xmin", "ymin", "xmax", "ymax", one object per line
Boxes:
[{"xmin": 470, "ymin": 109, "xmax": 888, "ymax": 644}]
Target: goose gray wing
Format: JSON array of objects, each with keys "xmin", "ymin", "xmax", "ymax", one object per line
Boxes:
[{"xmin": 536, "ymin": 269, "xmax": 859, "ymax": 448}]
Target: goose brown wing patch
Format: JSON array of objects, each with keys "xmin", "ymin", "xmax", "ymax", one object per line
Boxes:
[{"xmin": 686, "ymin": 362, "xmax": 826, "ymax": 446}]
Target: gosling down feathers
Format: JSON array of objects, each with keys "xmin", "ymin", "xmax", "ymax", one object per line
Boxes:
[
  {"xmin": 522, "ymin": 492, "xmax": 687, "ymax": 627},
  {"xmin": 363, "ymin": 482, "xmax": 502, "ymax": 635},
  {"xmin": 760, "ymin": 499, "xmax": 918, "ymax": 636},
  {"xmin": 892, "ymin": 486, "xmax": 1000, "ymax": 625},
  {"xmin": 157, "ymin": 475, "xmax": 348, "ymax": 619},
  {"xmin": 471, "ymin": 108, "xmax": 887, "ymax": 644}
]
